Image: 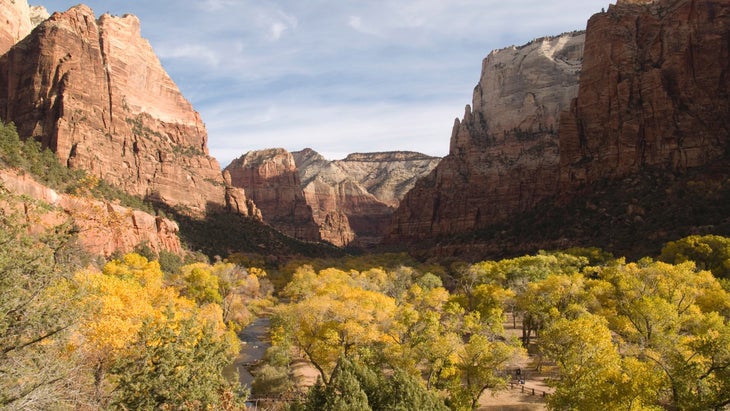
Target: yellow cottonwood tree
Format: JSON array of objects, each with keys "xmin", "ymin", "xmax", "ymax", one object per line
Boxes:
[
  {"xmin": 73, "ymin": 253, "xmax": 238, "ymax": 407},
  {"xmin": 275, "ymin": 267, "xmax": 397, "ymax": 382}
]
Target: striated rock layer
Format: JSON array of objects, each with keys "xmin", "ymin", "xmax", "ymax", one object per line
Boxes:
[
  {"xmin": 390, "ymin": 32, "xmax": 585, "ymax": 240},
  {"xmin": 1, "ymin": 169, "xmax": 182, "ymax": 256},
  {"xmin": 559, "ymin": 0, "xmax": 730, "ymax": 185},
  {"xmin": 225, "ymin": 148, "xmax": 321, "ymax": 242},
  {"xmin": 293, "ymin": 149, "xmax": 440, "ymax": 247},
  {"xmin": 0, "ymin": 5, "xmax": 258, "ymax": 218}
]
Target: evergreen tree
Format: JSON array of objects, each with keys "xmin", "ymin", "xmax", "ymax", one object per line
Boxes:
[
  {"xmin": 110, "ymin": 311, "xmax": 244, "ymax": 410},
  {"xmin": 0, "ymin": 186, "xmax": 82, "ymax": 409}
]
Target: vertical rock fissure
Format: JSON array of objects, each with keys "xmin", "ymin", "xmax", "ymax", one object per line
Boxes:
[{"xmin": 97, "ymin": 21, "xmax": 114, "ymax": 131}]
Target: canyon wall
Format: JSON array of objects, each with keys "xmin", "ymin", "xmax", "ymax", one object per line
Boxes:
[
  {"xmin": 0, "ymin": 169, "xmax": 182, "ymax": 256},
  {"xmin": 559, "ymin": 0, "xmax": 730, "ymax": 185},
  {"xmin": 389, "ymin": 0, "xmax": 730, "ymax": 247},
  {"xmin": 294, "ymin": 149, "xmax": 439, "ymax": 247},
  {"xmin": 0, "ymin": 4, "xmax": 258, "ymax": 218},
  {"xmin": 390, "ymin": 32, "xmax": 585, "ymax": 240},
  {"xmin": 226, "ymin": 148, "xmax": 439, "ymax": 246}
]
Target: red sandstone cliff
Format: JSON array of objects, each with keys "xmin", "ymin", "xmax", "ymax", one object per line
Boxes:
[
  {"xmin": 559, "ymin": 0, "xmax": 730, "ymax": 185},
  {"xmin": 0, "ymin": 4, "xmax": 258, "ymax": 218},
  {"xmin": 225, "ymin": 148, "xmax": 321, "ymax": 242},
  {"xmin": 0, "ymin": 169, "xmax": 182, "ymax": 256},
  {"xmin": 390, "ymin": 32, "xmax": 585, "ymax": 240}
]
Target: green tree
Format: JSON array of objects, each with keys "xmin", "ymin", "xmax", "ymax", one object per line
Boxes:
[
  {"xmin": 111, "ymin": 311, "xmax": 244, "ymax": 410},
  {"xmin": 295, "ymin": 356, "xmax": 447, "ymax": 411},
  {"xmin": 0, "ymin": 187, "xmax": 82, "ymax": 409}
]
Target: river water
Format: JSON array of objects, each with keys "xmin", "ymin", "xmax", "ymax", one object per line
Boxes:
[{"xmin": 224, "ymin": 316, "xmax": 271, "ymax": 389}]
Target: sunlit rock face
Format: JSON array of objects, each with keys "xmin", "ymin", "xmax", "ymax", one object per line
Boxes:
[
  {"xmin": 389, "ymin": 32, "xmax": 585, "ymax": 240},
  {"xmin": 294, "ymin": 149, "xmax": 440, "ymax": 247},
  {"xmin": 224, "ymin": 147, "xmax": 439, "ymax": 247},
  {"xmin": 0, "ymin": 5, "xmax": 257, "ymax": 217},
  {"xmin": 0, "ymin": 0, "xmax": 33, "ymax": 55},
  {"xmin": 389, "ymin": 0, "xmax": 730, "ymax": 245},
  {"xmin": 225, "ymin": 148, "xmax": 322, "ymax": 242},
  {"xmin": 0, "ymin": 169, "xmax": 183, "ymax": 257}
]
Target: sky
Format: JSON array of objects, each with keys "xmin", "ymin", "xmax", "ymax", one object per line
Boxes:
[{"xmin": 40, "ymin": 0, "xmax": 609, "ymax": 167}]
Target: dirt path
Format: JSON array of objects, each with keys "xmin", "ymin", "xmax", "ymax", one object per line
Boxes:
[{"xmin": 477, "ymin": 314, "xmax": 552, "ymax": 410}]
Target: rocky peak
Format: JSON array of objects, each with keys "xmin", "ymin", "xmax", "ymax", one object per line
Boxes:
[
  {"xmin": 0, "ymin": 4, "xmax": 257, "ymax": 218},
  {"xmin": 29, "ymin": 6, "xmax": 49, "ymax": 27},
  {"xmin": 452, "ymin": 32, "xmax": 585, "ymax": 154},
  {"xmin": 291, "ymin": 149, "xmax": 439, "ymax": 247},
  {"xmin": 334, "ymin": 151, "xmax": 441, "ymax": 208},
  {"xmin": 389, "ymin": 0, "xmax": 730, "ymax": 253},
  {"xmin": 224, "ymin": 149, "xmax": 321, "ymax": 242}
]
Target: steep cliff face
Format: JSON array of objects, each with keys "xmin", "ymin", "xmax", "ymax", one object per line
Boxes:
[
  {"xmin": 225, "ymin": 148, "xmax": 321, "ymax": 242},
  {"xmin": 292, "ymin": 149, "xmax": 356, "ymax": 246},
  {"xmin": 224, "ymin": 147, "xmax": 438, "ymax": 247},
  {"xmin": 0, "ymin": 0, "xmax": 32, "ymax": 55},
  {"xmin": 390, "ymin": 32, "xmax": 585, "ymax": 239},
  {"xmin": 560, "ymin": 0, "xmax": 730, "ymax": 185},
  {"xmin": 293, "ymin": 149, "xmax": 440, "ymax": 247},
  {"xmin": 0, "ymin": 5, "xmax": 257, "ymax": 217},
  {"xmin": 0, "ymin": 169, "xmax": 182, "ymax": 256}
]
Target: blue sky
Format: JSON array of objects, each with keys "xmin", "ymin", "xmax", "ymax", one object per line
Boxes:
[{"xmin": 40, "ymin": 1, "xmax": 609, "ymax": 167}]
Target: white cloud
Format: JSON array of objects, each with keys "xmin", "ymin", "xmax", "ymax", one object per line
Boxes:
[
  {"xmin": 270, "ymin": 22, "xmax": 287, "ymax": 40},
  {"xmin": 348, "ymin": 15, "xmax": 378, "ymax": 36},
  {"xmin": 156, "ymin": 43, "xmax": 221, "ymax": 67},
  {"xmin": 199, "ymin": 0, "xmax": 237, "ymax": 11}
]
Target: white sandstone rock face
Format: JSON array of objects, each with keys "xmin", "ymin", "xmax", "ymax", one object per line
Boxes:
[
  {"xmin": 393, "ymin": 32, "xmax": 586, "ymax": 241},
  {"xmin": 453, "ymin": 32, "xmax": 584, "ymax": 151},
  {"xmin": 293, "ymin": 149, "xmax": 439, "ymax": 247},
  {"xmin": 30, "ymin": 6, "xmax": 50, "ymax": 27}
]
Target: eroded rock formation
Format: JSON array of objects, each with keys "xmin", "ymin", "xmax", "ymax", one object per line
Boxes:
[
  {"xmin": 0, "ymin": 5, "xmax": 258, "ymax": 217},
  {"xmin": 294, "ymin": 149, "xmax": 440, "ymax": 246},
  {"xmin": 390, "ymin": 32, "xmax": 585, "ymax": 239},
  {"xmin": 390, "ymin": 0, "xmax": 730, "ymax": 248},
  {"xmin": 225, "ymin": 148, "xmax": 321, "ymax": 242},
  {"xmin": 225, "ymin": 147, "xmax": 439, "ymax": 246},
  {"xmin": 0, "ymin": 169, "xmax": 182, "ymax": 256}
]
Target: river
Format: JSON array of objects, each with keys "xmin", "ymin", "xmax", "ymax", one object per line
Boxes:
[{"xmin": 224, "ymin": 316, "xmax": 271, "ymax": 389}]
